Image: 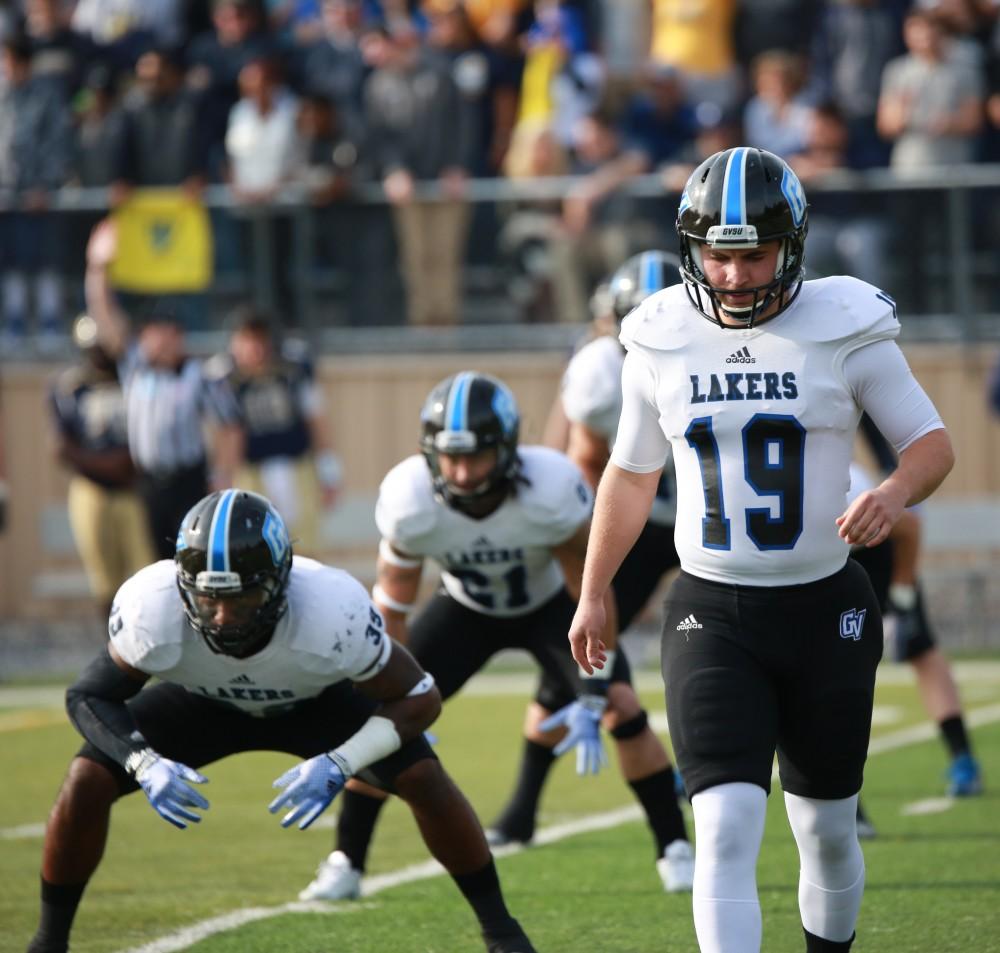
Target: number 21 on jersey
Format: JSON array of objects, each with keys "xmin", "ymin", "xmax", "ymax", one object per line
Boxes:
[{"xmin": 685, "ymin": 413, "xmax": 805, "ymax": 551}]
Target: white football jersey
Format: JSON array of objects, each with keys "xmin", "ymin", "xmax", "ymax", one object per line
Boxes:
[
  {"xmin": 110, "ymin": 556, "xmax": 392, "ymax": 716},
  {"xmin": 613, "ymin": 276, "xmax": 944, "ymax": 586},
  {"xmin": 376, "ymin": 446, "xmax": 593, "ymax": 617},
  {"xmin": 561, "ymin": 334, "xmax": 677, "ymax": 526}
]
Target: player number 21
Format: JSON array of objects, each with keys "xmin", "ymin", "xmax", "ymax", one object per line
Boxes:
[{"xmin": 685, "ymin": 413, "xmax": 805, "ymax": 551}]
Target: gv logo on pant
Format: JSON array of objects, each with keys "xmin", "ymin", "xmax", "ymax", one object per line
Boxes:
[{"xmin": 839, "ymin": 608, "xmax": 867, "ymax": 641}]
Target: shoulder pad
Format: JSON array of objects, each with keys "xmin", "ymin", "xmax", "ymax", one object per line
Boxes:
[
  {"xmin": 517, "ymin": 446, "xmax": 592, "ymax": 532},
  {"xmin": 109, "ymin": 562, "xmax": 184, "ymax": 673},
  {"xmin": 375, "ymin": 456, "xmax": 439, "ymax": 549},
  {"xmin": 790, "ymin": 277, "xmax": 900, "ymax": 344},
  {"xmin": 619, "ymin": 285, "xmax": 696, "ymax": 352}
]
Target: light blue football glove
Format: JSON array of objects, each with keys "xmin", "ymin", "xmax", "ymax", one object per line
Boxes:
[
  {"xmin": 540, "ymin": 694, "xmax": 609, "ymax": 776},
  {"xmin": 268, "ymin": 753, "xmax": 348, "ymax": 830},
  {"xmin": 125, "ymin": 748, "xmax": 209, "ymax": 829}
]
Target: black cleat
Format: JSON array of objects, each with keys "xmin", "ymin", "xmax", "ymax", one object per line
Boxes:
[{"xmin": 484, "ymin": 932, "xmax": 538, "ymax": 953}]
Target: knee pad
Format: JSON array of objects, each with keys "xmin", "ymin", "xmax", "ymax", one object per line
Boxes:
[{"xmin": 610, "ymin": 709, "xmax": 649, "ymax": 741}]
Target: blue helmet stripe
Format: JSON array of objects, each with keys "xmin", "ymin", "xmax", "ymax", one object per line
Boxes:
[
  {"xmin": 446, "ymin": 372, "xmax": 473, "ymax": 431},
  {"xmin": 639, "ymin": 252, "xmax": 660, "ymax": 295},
  {"xmin": 722, "ymin": 147, "xmax": 748, "ymax": 226},
  {"xmin": 208, "ymin": 490, "xmax": 236, "ymax": 572}
]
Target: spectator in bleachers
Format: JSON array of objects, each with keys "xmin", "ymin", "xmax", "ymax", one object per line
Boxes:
[
  {"xmin": 22, "ymin": 0, "xmax": 92, "ymax": 98},
  {"xmin": 187, "ymin": 0, "xmax": 277, "ymax": 179},
  {"xmin": 877, "ymin": 7, "xmax": 985, "ymax": 172},
  {"xmin": 548, "ymin": 109, "xmax": 663, "ymax": 323},
  {"xmin": 516, "ymin": 0, "xmax": 603, "ymax": 150},
  {"xmin": 72, "ymin": 63, "xmax": 123, "ymax": 188},
  {"xmin": 49, "ymin": 313, "xmax": 155, "ymax": 620},
  {"xmin": 112, "ymin": 46, "xmax": 207, "ymax": 203},
  {"xmin": 811, "ymin": 0, "xmax": 904, "ymax": 169},
  {"xmin": 225, "ymin": 54, "xmax": 299, "ymax": 203},
  {"xmin": 206, "ymin": 309, "xmax": 343, "ymax": 556},
  {"xmin": 649, "ymin": 0, "xmax": 741, "ymax": 122},
  {"xmin": 0, "ymin": 33, "xmax": 73, "ymax": 351},
  {"xmin": 70, "ymin": 0, "xmax": 185, "ymax": 69},
  {"xmin": 425, "ymin": 2, "xmax": 517, "ymax": 175},
  {"xmin": 363, "ymin": 21, "xmax": 474, "ymax": 325},
  {"xmin": 558, "ymin": 64, "xmax": 695, "ymax": 244},
  {"xmin": 267, "ymin": 0, "xmax": 325, "ymax": 44},
  {"xmin": 298, "ymin": 0, "xmax": 368, "ymax": 131},
  {"xmin": 83, "ymin": 218, "xmax": 242, "ymax": 559},
  {"xmin": 789, "ymin": 101, "xmax": 891, "ymax": 289},
  {"xmin": 734, "ymin": 0, "xmax": 821, "ymax": 71},
  {"xmin": 291, "ymin": 91, "xmax": 367, "ymax": 203},
  {"xmin": 743, "ymin": 50, "xmax": 814, "ymax": 159}
]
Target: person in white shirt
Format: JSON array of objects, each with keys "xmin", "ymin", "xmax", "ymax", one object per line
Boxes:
[{"xmin": 568, "ymin": 146, "xmax": 954, "ymax": 953}]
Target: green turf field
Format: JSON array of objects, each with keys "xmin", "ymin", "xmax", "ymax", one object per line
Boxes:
[{"xmin": 2, "ymin": 664, "xmax": 998, "ymax": 953}]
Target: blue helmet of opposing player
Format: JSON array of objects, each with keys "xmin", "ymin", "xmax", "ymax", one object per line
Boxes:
[
  {"xmin": 676, "ymin": 146, "xmax": 808, "ymax": 328},
  {"xmin": 175, "ymin": 490, "xmax": 292, "ymax": 657},
  {"xmin": 607, "ymin": 249, "xmax": 682, "ymax": 322},
  {"xmin": 419, "ymin": 371, "xmax": 521, "ymax": 513}
]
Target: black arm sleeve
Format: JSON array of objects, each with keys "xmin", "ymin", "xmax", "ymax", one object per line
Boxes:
[{"xmin": 65, "ymin": 648, "xmax": 150, "ymax": 769}]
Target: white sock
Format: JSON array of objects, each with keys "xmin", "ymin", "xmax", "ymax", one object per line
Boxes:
[
  {"xmin": 690, "ymin": 782, "xmax": 768, "ymax": 953},
  {"xmin": 784, "ymin": 792, "xmax": 864, "ymax": 943}
]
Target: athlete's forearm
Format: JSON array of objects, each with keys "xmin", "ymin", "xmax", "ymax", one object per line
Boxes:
[
  {"xmin": 580, "ymin": 464, "xmax": 659, "ymax": 603},
  {"xmin": 881, "ymin": 428, "xmax": 954, "ymax": 509}
]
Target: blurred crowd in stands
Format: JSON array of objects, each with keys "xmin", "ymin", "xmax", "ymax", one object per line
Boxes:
[{"xmin": 0, "ymin": 0, "xmax": 999, "ymax": 340}]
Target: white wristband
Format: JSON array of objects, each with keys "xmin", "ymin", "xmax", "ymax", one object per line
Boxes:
[
  {"xmin": 372, "ymin": 583, "xmax": 416, "ymax": 614},
  {"xmin": 378, "ymin": 538, "xmax": 423, "ymax": 568},
  {"xmin": 579, "ymin": 649, "xmax": 616, "ymax": 682},
  {"xmin": 315, "ymin": 451, "xmax": 343, "ymax": 489},
  {"xmin": 329, "ymin": 715, "xmax": 401, "ymax": 777}
]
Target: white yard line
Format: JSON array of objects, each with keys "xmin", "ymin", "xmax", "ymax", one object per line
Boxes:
[{"xmin": 107, "ymin": 701, "xmax": 1000, "ymax": 953}]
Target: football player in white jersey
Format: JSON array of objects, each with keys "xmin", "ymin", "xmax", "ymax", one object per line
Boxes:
[
  {"xmin": 487, "ymin": 252, "xmax": 694, "ymax": 880},
  {"xmin": 24, "ymin": 490, "xmax": 538, "ymax": 953},
  {"xmin": 567, "ymin": 147, "xmax": 955, "ymax": 953},
  {"xmin": 300, "ymin": 371, "xmax": 692, "ymax": 902}
]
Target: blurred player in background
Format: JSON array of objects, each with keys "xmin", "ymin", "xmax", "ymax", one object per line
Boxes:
[
  {"xmin": 49, "ymin": 314, "xmax": 155, "ymax": 620},
  {"xmin": 488, "ymin": 251, "xmax": 693, "ymax": 884},
  {"xmin": 24, "ymin": 489, "xmax": 538, "ymax": 953},
  {"xmin": 207, "ymin": 309, "xmax": 343, "ymax": 556},
  {"xmin": 568, "ymin": 146, "xmax": 954, "ymax": 953},
  {"xmin": 847, "ymin": 461, "xmax": 982, "ymax": 836},
  {"xmin": 300, "ymin": 371, "xmax": 693, "ymax": 904}
]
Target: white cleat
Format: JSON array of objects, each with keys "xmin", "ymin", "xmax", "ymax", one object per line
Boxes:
[
  {"xmin": 298, "ymin": 850, "xmax": 362, "ymax": 901},
  {"xmin": 657, "ymin": 839, "xmax": 695, "ymax": 893}
]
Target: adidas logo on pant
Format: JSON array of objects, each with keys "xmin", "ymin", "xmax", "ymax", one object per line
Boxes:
[
  {"xmin": 726, "ymin": 346, "xmax": 755, "ymax": 364},
  {"xmin": 676, "ymin": 614, "xmax": 703, "ymax": 632}
]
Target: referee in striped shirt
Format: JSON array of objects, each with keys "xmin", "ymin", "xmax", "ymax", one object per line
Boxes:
[{"xmin": 84, "ymin": 220, "xmax": 242, "ymax": 559}]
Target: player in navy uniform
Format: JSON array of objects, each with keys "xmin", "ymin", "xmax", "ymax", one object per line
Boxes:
[
  {"xmin": 568, "ymin": 148, "xmax": 954, "ymax": 953},
  {"xmin": 24, "ymin": 490, "xmax": 537, "ymax": 953},
  {"xmin": 207, "ymin": 311, "xmax": 343, "ymax": 556},
  {"xmin": 487, "ymin": 252, "xmax": 694, "ymax": 884},
  {"xmin": 300, "ymin": 372, "xmax": 692, "ymax": 901}
]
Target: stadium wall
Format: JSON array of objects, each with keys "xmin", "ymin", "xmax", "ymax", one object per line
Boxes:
[{"xmin": 2, "ymin": 346, "xmax": 999, "ymax": 636}]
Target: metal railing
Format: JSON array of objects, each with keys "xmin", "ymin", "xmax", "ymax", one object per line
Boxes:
[{"xmin": 1, "ymin": 162, "xmax": 998, "ymax": 354}]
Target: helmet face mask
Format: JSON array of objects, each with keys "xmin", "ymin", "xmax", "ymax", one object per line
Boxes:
[
  {"xmin": 175, "ymin": 490, "xmax": 292, "ymax": 657},
  {"xmin": 420, "ymin": 372, "xmax": 521, "ymax": 515},
  {"xmin": 607, "ymin": 249, "xmax": 682, "ymax": 322},
  {"xmin": 676, "ymin": 147, "xmax": 808, "ymax": 328}
]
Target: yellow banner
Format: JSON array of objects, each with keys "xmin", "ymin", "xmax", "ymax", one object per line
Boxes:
[{"xmin": 109, "ymin": 190, "xmax": 213, "ymax": 293}]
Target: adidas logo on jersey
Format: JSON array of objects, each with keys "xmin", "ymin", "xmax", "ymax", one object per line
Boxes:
[
  {"xmin": 229, "ymin": 673, "xmax": 256, "ymax": 685},
  {"xmin": 675, "ymin": 614, "xmax": 703, "ymax": 632},
  {"xmin": 473, "ymin": 535, "xmax": 493, "ymax": 548},
  {"xmin": 726, "ymin": 346, "xmax": 755, "ymax": 364}
]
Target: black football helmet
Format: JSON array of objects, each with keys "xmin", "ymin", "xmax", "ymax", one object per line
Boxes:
[
  {"xmin": 607, "ymin": 249, "xmax": 682, "ymax": 322},
  {"xmin": 676, "ymin": 146, "xmax": 808, "ymax": 327},
  {"xmin": 419, "ymin": 372, "xmax": 521, "ymax": 513},
  {"xmin": 175, "ymin": 490, "xmax": 292, "ymax": 657}
]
